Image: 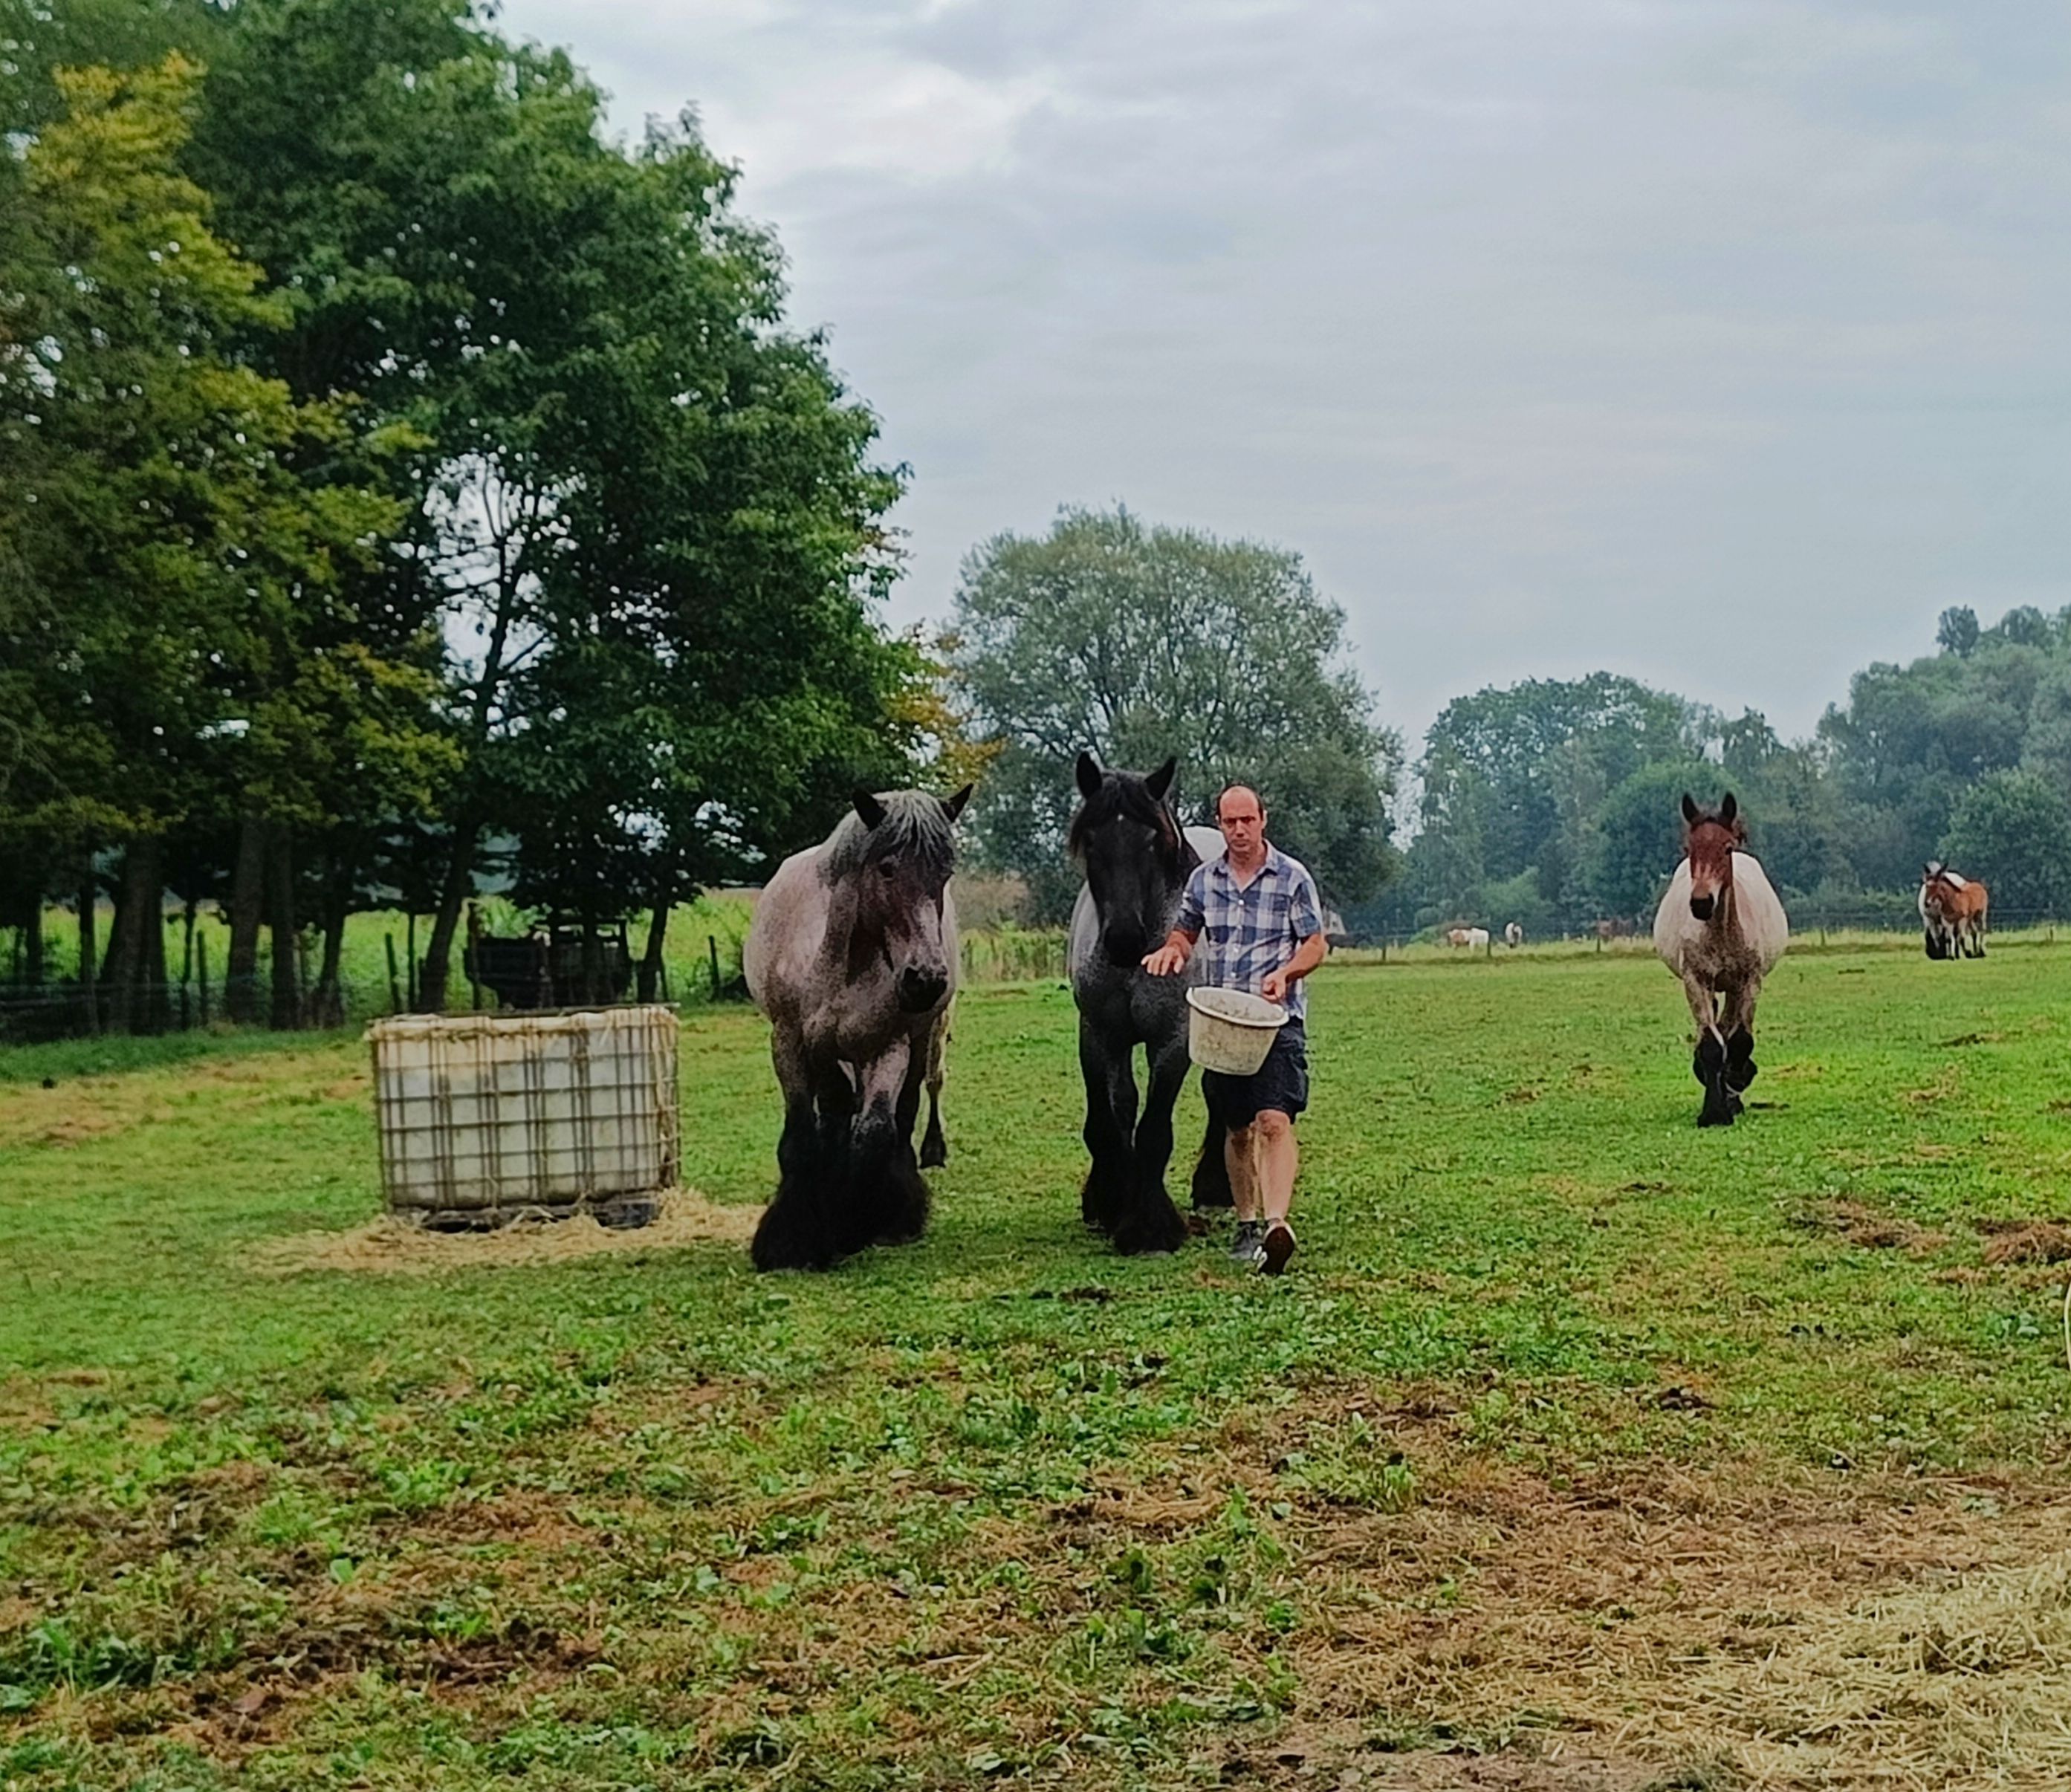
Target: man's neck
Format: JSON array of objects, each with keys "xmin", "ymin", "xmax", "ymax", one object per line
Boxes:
[{"xmin": 1227, "ymin": 842, "xmax": 1268, "ymax": 883}]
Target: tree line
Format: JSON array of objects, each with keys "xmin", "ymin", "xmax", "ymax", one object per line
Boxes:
[
  {"xmin": 940, "ymin": 522, "xmax": 2071, "ymax": 940},
  {"xmin": 1, "ymin": 0, "xmax": 947, "ymax": 1031},
  {"xmin": 1371, "ymin": 604, "xmax": 2071, "ymax": 939}
]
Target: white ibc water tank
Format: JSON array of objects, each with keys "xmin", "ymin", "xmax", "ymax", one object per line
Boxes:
[{"xmin": 367, "ymin": 1007, "xmax": 679, "ymax": 1226}]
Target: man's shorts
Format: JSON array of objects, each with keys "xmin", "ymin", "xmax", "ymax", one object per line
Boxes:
[{"xmin": 1202, "ymin": 1021, "xmax": 1309, "ymax": 1128}]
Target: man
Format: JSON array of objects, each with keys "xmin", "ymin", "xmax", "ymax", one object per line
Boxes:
[{"xmin": 1143, "ymin": 784, "xmax": 1327, "ymax": 1273}]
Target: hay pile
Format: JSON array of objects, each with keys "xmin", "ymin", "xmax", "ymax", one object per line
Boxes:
[
  {"xmin": 1650, "ymin": 1551, "xmax": 2071, "ymax": 1788},
  {"xmin": 252, "ymin": 1186, "xmax": 756, "ymax": 1276}
]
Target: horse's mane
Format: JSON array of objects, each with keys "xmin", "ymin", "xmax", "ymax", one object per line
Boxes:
[
  {"xmin": 1066, "ymin": 771, "xmax": 1186, "ymax": 869},
  {"xmin": 824, "ymin": 791, "xmax": 956, "ymax": 880}
]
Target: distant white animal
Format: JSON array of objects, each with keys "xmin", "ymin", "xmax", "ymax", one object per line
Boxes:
[
  {"xmin": 1503, "ymin": 921, "xmax": 1523, "ymax": 948},
  {"xmin": 1446, "ymin": 926, "xmax": 1490, "ymax": 949}
]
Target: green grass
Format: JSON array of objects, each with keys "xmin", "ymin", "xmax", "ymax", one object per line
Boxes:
[{"xmin": 4, "ymin": 947, "xmax": 2070, "ymax": 1788}]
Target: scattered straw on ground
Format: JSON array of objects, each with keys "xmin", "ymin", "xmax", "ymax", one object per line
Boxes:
[
  {"xmin": 1652, "ymin": 1550, "xmax": 2071, "ymax": 1789},
  {"xmin": 250, "ymin": 1187, "xmax": 756, "ymax": 1276}
]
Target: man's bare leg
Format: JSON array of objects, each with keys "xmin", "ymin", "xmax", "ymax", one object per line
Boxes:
[
  {"xmin": 1225, "ymin": 1121, "xmax": 1263, "ymax": 1222},
  {"xmin": 1256, "ymin": 1111, "xmax": 1297, "ymax": 1224}
]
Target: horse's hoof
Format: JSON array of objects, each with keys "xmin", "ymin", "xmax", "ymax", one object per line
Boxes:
[
  {"xmin": 919, "ymin": 1143, "xmax": 947, "ymax": 1169},
  {"xmin": 750, "ymin": 1236, "xmax": 845, "ymax": 1272},
  {"xmin": 1112, "ymin": 1204, "xmax": 1188, "ymax": 1257}
]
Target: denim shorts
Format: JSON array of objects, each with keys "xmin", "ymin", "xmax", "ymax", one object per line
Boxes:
[{"xmin": 1202, "ymin": 1021, "xmax": 1309, "ymax": 1127}]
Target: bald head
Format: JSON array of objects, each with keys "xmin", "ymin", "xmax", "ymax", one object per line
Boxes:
[{"xmin": 1216, "ymin": 783, "xmax": 1266, "ymax": 869}]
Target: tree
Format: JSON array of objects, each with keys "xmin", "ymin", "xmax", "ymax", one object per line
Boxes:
[
  {"xmin": 1936, "ymin": 606, "xmax": 1980, "ymax": 657},
  {"xmin": 1, "ymin": 51, "xmax": 424, "ymax": 1030},
  {"xmin": 948, "ymin": 507, "xmax": 1399, "ymax": 917},
  {"xmin": 1585, "ymin": 762, "xmax": 1720, "ymax": 921},
  {"xmin": 187, "ymin": 0, "xmax": 916, "ymax": 1009},
  {"xmin": 1939, "ymin": 770, "xmax": 2071, "ymax": 918}
]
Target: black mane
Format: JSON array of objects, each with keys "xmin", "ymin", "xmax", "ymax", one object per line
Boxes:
[{"xmin": 1066, "ymin": 770, "xmax": 1186, "ymax": 867}]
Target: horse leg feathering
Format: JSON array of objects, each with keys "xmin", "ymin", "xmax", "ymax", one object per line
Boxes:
[
  {"xmin": 1694, "ymin": 1027, "xmax": 1737, "ymax": 1127},
  {"xmin": 1190, "ymin": 1097, "xmax": 1234, "ymax": 1210},
  {"xmin": 1110, "ymin": 1039, "xmax": 1190, "ymax": 1257},
  {"xmin": 1078, "ymin": 1022, "xmax": 1135, "ymax": 1234},
  {"xmin": 751, "ymin": 1093, "xmax": 846, "ymax": 1272}
]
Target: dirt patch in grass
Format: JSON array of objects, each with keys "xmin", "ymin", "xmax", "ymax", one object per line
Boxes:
[
  {"xmin": 248, "ymin": 1185, "xmax": 756, "ymax": 1274},
  {"xmin": 1980, "ymin": 1220, "xmax": 2071, "ymax": 1267},
  {"xmin": 1798, "ymin": 1199, "xmax": 1948, "ymax": 1256}
]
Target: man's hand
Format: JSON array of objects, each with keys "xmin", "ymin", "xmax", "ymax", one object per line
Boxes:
[
  {"xmin": 1261, "ymin": 967, "xmax": 1289, "ymax": 1003},
  {"xmin": 1142, "ymin": 943, "xmax": 1188, "ymax": 977}
]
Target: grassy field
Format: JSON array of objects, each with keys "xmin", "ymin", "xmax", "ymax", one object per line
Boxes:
[{"xmin": 4, "ymin": 945, "xmax": 2070, "ymax": 1789}]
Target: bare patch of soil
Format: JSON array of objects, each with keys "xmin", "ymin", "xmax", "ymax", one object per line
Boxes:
[
  {"xmin": 1980, "ymin": 1221, "xmax": 2071, "ymax": 1267},
  {"xmin": 1800, "ymin": 1199, "xmax": 1946, "ymax": 1256}
]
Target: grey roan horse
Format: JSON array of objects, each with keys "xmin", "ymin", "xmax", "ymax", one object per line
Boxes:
[
  {"xmin": 744, "ymin": 786, "xmax": 971, "ymax": 1270},
  {"xmin": 1069, "ymin": 753, "xmax": 1234, "ymax": 1255}
]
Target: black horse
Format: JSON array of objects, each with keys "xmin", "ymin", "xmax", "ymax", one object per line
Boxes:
[{"xmin": 1068, "ymin": 753, "xmax": 1233, "ymax": 1254}]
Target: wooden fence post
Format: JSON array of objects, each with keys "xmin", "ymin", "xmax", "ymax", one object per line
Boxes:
[
  {"xmin": 198, "ymin": 934, "xmax": 210, "ymax": 1027},
  {"xmin": 708, "ymin": 934, "xmax": 722, "ymax": 999},
  {"xmin": 385, "ymin": 933, "xmax": 403, "ymax": 1014}
]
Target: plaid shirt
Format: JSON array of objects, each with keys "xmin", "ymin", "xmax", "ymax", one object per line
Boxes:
[{"xmin": 1177, "ymin": 845, "xmax": 1326, "ymax": 1021}]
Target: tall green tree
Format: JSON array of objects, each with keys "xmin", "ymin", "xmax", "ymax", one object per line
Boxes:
[
  {"xmin": 184, "ymin": 0, "xmax": 916, "ymax": 1010},
  {"xmin": 948, "ymin": 506, "xmax": 1398, "ymax": 918},
  {"xmin": 1, "ymin": 51, "xmax": 425, "ymax": 1030},
  {"xmin": 1939, "ymin": 770, "xmax": 2071, "ymax": 918}
]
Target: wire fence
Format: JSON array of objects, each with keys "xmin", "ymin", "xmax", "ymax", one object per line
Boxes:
[{"xmin": 4, "ymin": 907, "xmax": 2061, "ymax": 1043}]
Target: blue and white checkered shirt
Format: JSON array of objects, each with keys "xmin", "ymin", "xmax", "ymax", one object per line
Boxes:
[{"xmin": 1176, "ymin": 846, "xmax": 1326, "ymax": 1021}]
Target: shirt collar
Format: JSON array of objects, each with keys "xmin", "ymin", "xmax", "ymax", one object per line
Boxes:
[{"xmin": 1211, "ymin": 845, "xmax": 1283, "ymax": 884}]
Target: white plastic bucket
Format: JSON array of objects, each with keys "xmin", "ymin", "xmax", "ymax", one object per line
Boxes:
[{"xmin": 1184, "ymin": 986, "xmax": 1289, "ymax": 1075}]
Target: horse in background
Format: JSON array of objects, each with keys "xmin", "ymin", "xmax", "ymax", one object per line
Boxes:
[
  {"xmin": 1069, "ymin": 753, "xmax": 1233, "ymax": 1255},
  {"xmin": 743, "ymin": 785, "xmax": 972, "ymax": 1270},
  {"xmin": 1503, "ymin": 921, "xmax": 1524, "ymax": 948},
  {"xmin": 1920, "ymin": 863, "xmax": 1989, "ymax": 960},
  {"xmin": 1653, "ymin": 792, "xmax": 1789, "ymax": 1127}
]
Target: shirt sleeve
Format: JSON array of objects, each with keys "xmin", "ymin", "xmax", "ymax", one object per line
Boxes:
[
  {"xmin": 1290, "ymin": 868, "xmax": 1324, "ymax": 941},
  {"xmin": 1176, "ymin": 866, "xmax": 1208, "ymax": 935}
]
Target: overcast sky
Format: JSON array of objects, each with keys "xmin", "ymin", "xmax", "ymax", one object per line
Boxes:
[{"xmin": 496, "ymin": 0, "xmax": 2070, "ymax": 755}]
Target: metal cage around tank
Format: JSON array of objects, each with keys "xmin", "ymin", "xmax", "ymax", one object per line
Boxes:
[{"xmin": 366, "ymin": 1007, "xmax": 680, "ymax": 1228}]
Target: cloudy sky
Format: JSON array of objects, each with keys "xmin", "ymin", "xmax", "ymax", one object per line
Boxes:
[{"xmin": 497, "ymin": 0, "xmax": 2070, "ymax": 754}]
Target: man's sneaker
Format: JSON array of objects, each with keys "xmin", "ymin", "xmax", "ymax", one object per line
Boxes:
[
  {"xmin": 1228, "ymin": 1220, "xmax": 1265, "ymax": 1264},
  {"xmin": 1258, "ymin": 1221, "xmax": 1297, "ymax": 1276}
]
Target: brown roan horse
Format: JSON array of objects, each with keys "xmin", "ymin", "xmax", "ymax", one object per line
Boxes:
[
  {"xmin": 1652, "ymin": 793, "xmax": 1791, "ymax": 1126},
  {"xmin": 743, "ymin": 785, "xmax": 972, "ymax": 1270}
]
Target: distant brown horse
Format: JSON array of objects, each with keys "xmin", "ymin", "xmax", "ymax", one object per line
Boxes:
[
  {"xmin": 1919, "ymin": 863, "xmax": 1988, "ymax": 960},
  {"xmin": 1653, "ymin": 793, "xmax": 1790, "ymax": 1127},
  {"xmin": 742, "ymin": 785, "xmax": 972, "ymax": 1270}
]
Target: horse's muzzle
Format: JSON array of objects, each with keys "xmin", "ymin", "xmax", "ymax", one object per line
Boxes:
[
  {"xmin": 898, "ymin": 966, "xmax": 948, "ymax": 1013},
  {"xmin": 1101, "ymin": 926, "xmax": 1149, "ymax": 968},
  {"xmin": 1688, "ymin": 895, "xmax": 1715, "ymax": 922}
]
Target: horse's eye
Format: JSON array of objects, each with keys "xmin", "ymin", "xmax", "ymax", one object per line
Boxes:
[{"xmin": 878, "ymin": 860, "xmax": 898, "ymax": 878}]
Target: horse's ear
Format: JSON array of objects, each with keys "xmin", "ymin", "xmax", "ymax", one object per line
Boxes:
[
  {"xmin": 1145, "ymin": 756, "xmax": 1176, "ymax": 802},
  {"xmin": 1075, "ymin": 752, "xmax": 1103, "ymax": 800},
  {"xmin": 1680, "ymin": 793, "xmax": 1699, "ymax": 825},
  {"xmin": 941, "ymin": 782, "xmax": 974, "ymax": 824},
  {"xmin": 852, "ymin": 789, "xmax": 886, "ymax": 830},
  {"xmin": 1720, "ymin": 791, "xmax": 1738, "ymax": 828}
]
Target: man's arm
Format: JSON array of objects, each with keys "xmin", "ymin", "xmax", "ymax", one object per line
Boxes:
[
  {"xmin": 1142, "ymin": 926, "xmax": 1199, "ymax": 978},
  {"xmin": 1260, "ymin": 932, "xmax": 1326, "ymax": 1004},
  {"xmin": 1146, "ymin": 865, "xmax": 1209, "ymax": 976}
]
